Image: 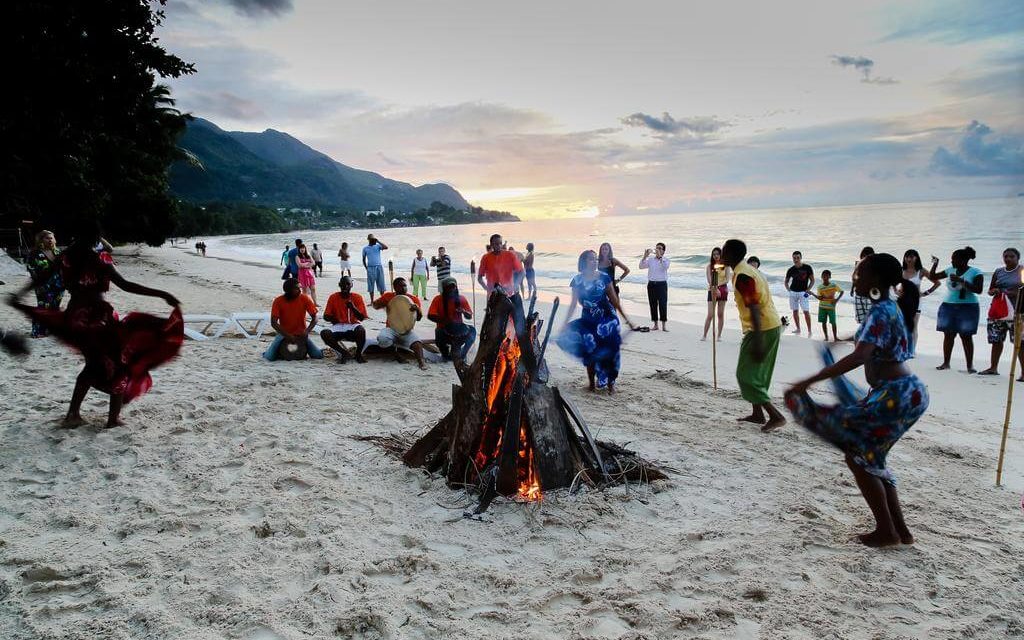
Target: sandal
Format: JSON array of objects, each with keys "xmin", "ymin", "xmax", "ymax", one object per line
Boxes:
[{"xmin": 633, "ymin": 326, "xmax": 651, "ymax": 333}]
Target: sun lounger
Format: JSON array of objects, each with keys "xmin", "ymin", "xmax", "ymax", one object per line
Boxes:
[
  {"xmin": 182, "ymin": 314, "xmax": 233, "ymax": 341},
  {"xmin": 230, "ymin": 312, "xmax": 272, "ymax": 340}
]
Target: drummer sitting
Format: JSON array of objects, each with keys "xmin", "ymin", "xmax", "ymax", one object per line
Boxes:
[
  {"xmin": 372, "ymin": 277, "xmax": 428, "ymax": 370},
  {"xmin": 264, "ymin": 279, "xmax": 324, "ymax": 361},
  {"xmin": 428, "ymin": 277, "xmax": 476, "ymax": 367},
  {"xmin": 320, "ymin": 276, "xmax": 368, "ymax": 363}
]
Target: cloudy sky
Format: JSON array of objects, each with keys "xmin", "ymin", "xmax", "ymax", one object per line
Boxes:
[{"xmin": 159, "ymin": 0, "xmax": 1023, "ymax": 218}]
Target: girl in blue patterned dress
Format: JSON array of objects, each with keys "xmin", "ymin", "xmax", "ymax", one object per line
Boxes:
[
  {"xmin": 785, "ymin": 253, "xmax": 929, "ymax": 548},
  {"xmin": 26, "ymin": 230, "xmax": 64, "ymax": 338},
  {"xmin": 557, "ymin": 250, "xmax": 637, "ymax": 394}
]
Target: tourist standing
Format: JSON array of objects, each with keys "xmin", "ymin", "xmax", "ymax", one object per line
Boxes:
[
  {"xmin": 557, "ymin": 250, "xmax": 637, "ymax": 394},
  {"xmin": 785, "ymin": 250, "xmax": 815, "ymax": 337},
  {"xmin": 9, "ymin": 222, "xmax": 183, "ymax": 427},
  {"xmin": 320, "ymin": 275, "xmax": 368, "ymax": 364},
  {"xmin": 311, "ymin": 243, "xmax": 324, "ymax": 277},
  {"xmin": 929, "ymin": 246, "xmax": 984, "ymax": 373},
  {"xmin": 524, "ymin": 242, "xmax": 538, "ymax": 299},
  {"xmin": 853, "ymin": 246, "xmax": 875, "ymax": 325},
  {"xmin": 285, "ymin": 238, "xmax": 302, "ymax": 280},
  {"xmin": 362, "ymin": 234, "xmax": 389, "ymax": 303},
  {"xmin": 598, "ymin": 242, "xmax": 630, "ymax": 294},
  {"xmin": 430, "ymin": 246, "xmax": 452, "ymax": 293},
  {"xmin": 811, "ymin": 270, "xmax": 844, "ymax": 342},
  {"xmin": 785, "ymin": 253, "xmax": 927, "ymax": 548},
  {"xmin": 477, "ymin": 234, "xmax": 524, "ymax": 296},
  {"xmin": 721, "ymin": 239, "xmax": 785, "ymax": 431},
  {"xmin": 639, "ymin": 243, "xmax": 669, "ymax": 331},
  {"xmin": 901, "ymin": 249, "xmax": 938, "ymax": 354},
  {"xmin": 702, "ymin": 247, "xmax": 729, "ymax": 341},
  {"xmin": 410, "ymin": 249, "xmax": 430, "ymax": 299},
  {"xmin": 25, "ymin": 230, "xmax": 64, "ymax": 338},
  {"xmin": 428, "ymin": 277, "xmax": 476, "ymax": 368},
  {"xmin": 296, "ymin": 244, "xmax": 318, "ymax": 306},
  {"xmin": 338, "ymin": 242, "xmax": 351, "ymax": 278},
  {"xmin": 979, "ymin": 247, "xmax": 1023, "ymax": 378},
  {"xmin": 279, "ymin": 245, "xmax": 290, "ymax": 267}
]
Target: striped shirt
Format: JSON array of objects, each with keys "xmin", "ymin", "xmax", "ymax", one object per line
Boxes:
[{"xmin": 431, "ymin": 255, "xmax": 452, "ymax": 282}]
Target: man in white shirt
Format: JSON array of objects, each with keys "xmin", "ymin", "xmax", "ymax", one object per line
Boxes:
[{"xmin": 640, "ymin": 242, "xmax": 670, "ymax": 331}]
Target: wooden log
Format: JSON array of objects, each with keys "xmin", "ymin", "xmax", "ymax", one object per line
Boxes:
[
  {"xmin": 402, "ymin": 412, "xmax": 453, "ymax": 467},
  {"xmin": 527, "ymin": 385, "xmax": 584, "ymax": 489},
  {"xmin": 558, "ymin": 390, "xmax": 611, "ymax": 483},
  {"xmin": 495, "ymin": 375, "xmax": 526, "ymax": 495}
]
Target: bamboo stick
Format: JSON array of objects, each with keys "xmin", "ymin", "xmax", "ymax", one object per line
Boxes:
[{"xmin": 995, "ymin": 287, "xmax": 1024, "ymax": 487}]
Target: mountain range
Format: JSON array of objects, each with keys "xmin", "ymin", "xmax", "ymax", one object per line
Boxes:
[{"xmin": 168, "ymin": 118, "xmax": 471, "ymax": 213}]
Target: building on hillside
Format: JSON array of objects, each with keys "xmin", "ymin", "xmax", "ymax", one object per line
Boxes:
[{"xmin": 365, "ymin": 205, "xmax": 385, "ymax": 217}]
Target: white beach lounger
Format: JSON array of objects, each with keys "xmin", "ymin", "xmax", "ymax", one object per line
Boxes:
[
  {"xmin": 182, "ymin": 314, "xmax": 233, "ymax": 341},
  {"xmin": 230, "ymin": 312, "xmax": 272, "ymax": 339}
]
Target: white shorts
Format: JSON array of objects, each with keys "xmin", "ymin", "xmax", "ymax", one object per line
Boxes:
[
  {"xmin": 789, "ymin": 291, "xmax": 810, "ymax": 312},
  {"xmin": 376, "ymin": 327, "xmax": 421, "ymax": 350},
  {"xmin": 339, "ymin": 260, "xmax": 350, "ymax": 270}
]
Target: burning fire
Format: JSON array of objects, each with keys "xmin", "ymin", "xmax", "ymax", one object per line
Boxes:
[{"xmin": 475, "ymin": 318, "xmax": 542, "ymax": 502}]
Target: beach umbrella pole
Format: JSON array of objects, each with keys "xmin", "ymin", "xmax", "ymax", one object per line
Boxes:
[{"xmin": 995, "ymin": 287, "xmax": 1024, "ymax": 487}]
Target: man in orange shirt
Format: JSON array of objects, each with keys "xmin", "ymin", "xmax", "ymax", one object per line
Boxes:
[
  {"xmin": 320, "ymin": 276, "xmax": 368, "ymax": 363},
  {"xmin": 263, "ymin": 279, "xmax": 322, "ymax": 361},
  {"xmin": 372, "ymin": 277, "xmax": 427, "ymax": 370},
  {"xmin": 477, "ymin": 234, "xmax": 524, "ymax": 296},
  {"xmin": 428, "ymin": 277, "xmax": 476, "ymax": 367}
]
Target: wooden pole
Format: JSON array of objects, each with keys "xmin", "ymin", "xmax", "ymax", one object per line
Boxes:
[
  {"xmin": 711, "ymin": 265, "xmax": 722, "ymax": 390},
  {"xmin": 388, "ymin": 260, "xmax": 394, "ymax": 291},
  {"xmin": 470, "ymin": 260, "xmax": 477, "ymax": 328},
  {"xmin": 995, "ymin": 287, "xmax": 1024, "ymax": 487}
]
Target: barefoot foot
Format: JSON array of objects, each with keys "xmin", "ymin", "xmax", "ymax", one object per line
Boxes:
[
  {"xmin": 935, "ymin": 363, "xmax": 950, "ymax": 371},
  {"xmin": 761, "ymin": 417, "xmax": 786, "ymax": 432},
  {"xmin": 736, "ymin": 414, "xmax": 766, "ymax": 424},
  {"xmin": 857, "ymin": 530, "xmax": 901, "ymax": 548},
  {"xmin": 61, "ymin": 415, "xmax": 85, "ymax": 428}
]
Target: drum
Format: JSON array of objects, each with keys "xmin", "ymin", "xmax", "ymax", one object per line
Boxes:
[
  {"xmin": 277, "ymin": 336, "xmax": 308, "ymax": 361},
  {"xmin": 386, "ymin": 294, "xmax": 418, "ymax": 334}
]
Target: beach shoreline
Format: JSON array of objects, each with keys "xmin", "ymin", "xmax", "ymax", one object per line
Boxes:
[{"xmin": 0, "ymin": 245, "xmax": 1021, "ymax": 639}]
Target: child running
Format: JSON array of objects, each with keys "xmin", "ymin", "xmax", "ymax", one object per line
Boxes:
[
  {"xmin": 785, "ymin": 253, "xmax": 928, "ymax": 548},
  {"xmin": 812, "ymin": 269, "xmax": 843, "ymax": 342}
]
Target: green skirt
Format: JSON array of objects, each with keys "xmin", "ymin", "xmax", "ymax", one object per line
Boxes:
[{"xmin": 737, "ymin": 325, "xmax": 781, "ymax": 404}]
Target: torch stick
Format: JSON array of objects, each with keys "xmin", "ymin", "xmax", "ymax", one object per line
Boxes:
[
  {"xmin": 470, "ymin": 260, "xmax": 477, "ymax": 328},
  {"xmin": 388, "ymin": 260, "xmax": 394, "ymax": 291},
  {"xmin": 995, "ymin": 287, "xmax": 1024, "ymax": 487},
  {"xmin": 711, "ymin": 265, "xmax": 724, "ymax": 390}
]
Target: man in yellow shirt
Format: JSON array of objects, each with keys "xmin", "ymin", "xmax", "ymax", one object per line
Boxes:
[{"xmin": 723, "ymin": 239, "xmax": 785, "ymax": 431}]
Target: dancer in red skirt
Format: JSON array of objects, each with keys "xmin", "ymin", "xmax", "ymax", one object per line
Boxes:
[{"xmin": 8, "ymin": 223, "xmax": 183, "ymax": 427}]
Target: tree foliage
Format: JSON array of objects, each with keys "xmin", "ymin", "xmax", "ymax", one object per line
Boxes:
[
  {"xmin": 173, "ymin": 202, "xmax": 293, "ymax": 238},
  {"xmin": 1, "ymin": 1, "xmax": 194, "ymax": 245}
]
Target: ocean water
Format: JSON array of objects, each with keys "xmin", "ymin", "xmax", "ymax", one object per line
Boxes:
[{"xmin": 214, "ymin": 197, "xmax": 1021, "ymax": 351}]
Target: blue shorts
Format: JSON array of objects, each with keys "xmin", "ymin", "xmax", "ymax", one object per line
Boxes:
[
  {"xmin": 936, "ymin": 302, "xmax": 979, "ymax": 335},
  {"xmin": 366, "ymin": 265, "xmax": 387, "ymax": 296}
]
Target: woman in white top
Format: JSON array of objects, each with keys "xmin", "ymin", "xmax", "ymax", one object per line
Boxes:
[
  {"xmin": 410, "ymin": 249, "xmax": 430, "ymax": 299},
  {"xmin": 702, "ymin": 246, "xmax": 731, "ymax": 341},
  {"xmin": 640, "ymin": 242, "xmax": 670, "ymax": 331},
  {"xmin": 899, "ymin": 249, "xmax": 939, "ymax": 353}
]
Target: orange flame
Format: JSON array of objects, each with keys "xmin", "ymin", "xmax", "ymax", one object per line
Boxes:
[{"xmin": 474, "ymin": 316, "xmax": 542, "ymax": 501}]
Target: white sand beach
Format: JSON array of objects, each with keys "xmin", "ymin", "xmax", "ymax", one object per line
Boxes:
[{"xmin": 1, "ymin": 245, "xmax": 1022, "ymax": 640}]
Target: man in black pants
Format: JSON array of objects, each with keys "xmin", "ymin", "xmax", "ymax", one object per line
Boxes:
[{"xmin": 640, "ymin": 242, "xmax": 670, "ymax": 331}]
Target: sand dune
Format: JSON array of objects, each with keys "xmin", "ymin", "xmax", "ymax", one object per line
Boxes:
[{"xmin": 0, "ymin": 246, "xmax": 1021, "ymax": 640}]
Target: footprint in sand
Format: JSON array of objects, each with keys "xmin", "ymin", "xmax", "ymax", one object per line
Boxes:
[{"xmin": 273, "ymin": 477, "xmax": 310, "ymax": 494}]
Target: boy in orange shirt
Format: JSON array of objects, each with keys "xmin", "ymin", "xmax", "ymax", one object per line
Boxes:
[{"xmin": 263, "ymin": 279, "xmax": 322, "ymax": 361}]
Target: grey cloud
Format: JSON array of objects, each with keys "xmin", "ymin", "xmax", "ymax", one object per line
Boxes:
[
  {"xmin": 225, "ymin": 0, "xmax": 293, "ymax": 17},
  {"xmin": 930, "ymin": 121, "xmax": 1024, "ymax": 177},
  {"xmin": 620, "ymin": 112, "xmax": 730, "ymax": 139},
  {"xmin": 831, "ymin": 55, "xmax": 899, "ymax": 85}
]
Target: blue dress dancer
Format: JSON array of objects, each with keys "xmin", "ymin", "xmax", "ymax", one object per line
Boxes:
[{"xmin": 557, "ymin": 250, "xmax": 637, "ymax": 394}]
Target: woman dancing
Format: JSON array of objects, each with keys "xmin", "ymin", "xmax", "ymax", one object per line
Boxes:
[
  {"xmin": 785, "ymin": 253, "xmax": 928, "ymax": 547},
  {"xmin": 702, "ymin": 246, "xmax": 729, "ymax": 341},
  {"xmin": 8, "ymin": 223, "xmax": 182, "ymax": 427},
  {"xmin": 558, "ymin": 250, "xmax": 637, "ymax": 394},
  {"xmin": 296, "ymin": 244, "xmax": 318, "ymax": 306},
  {"xmin": 25, "ymin": 230, "xmax": 65, "ymax": 338}
]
